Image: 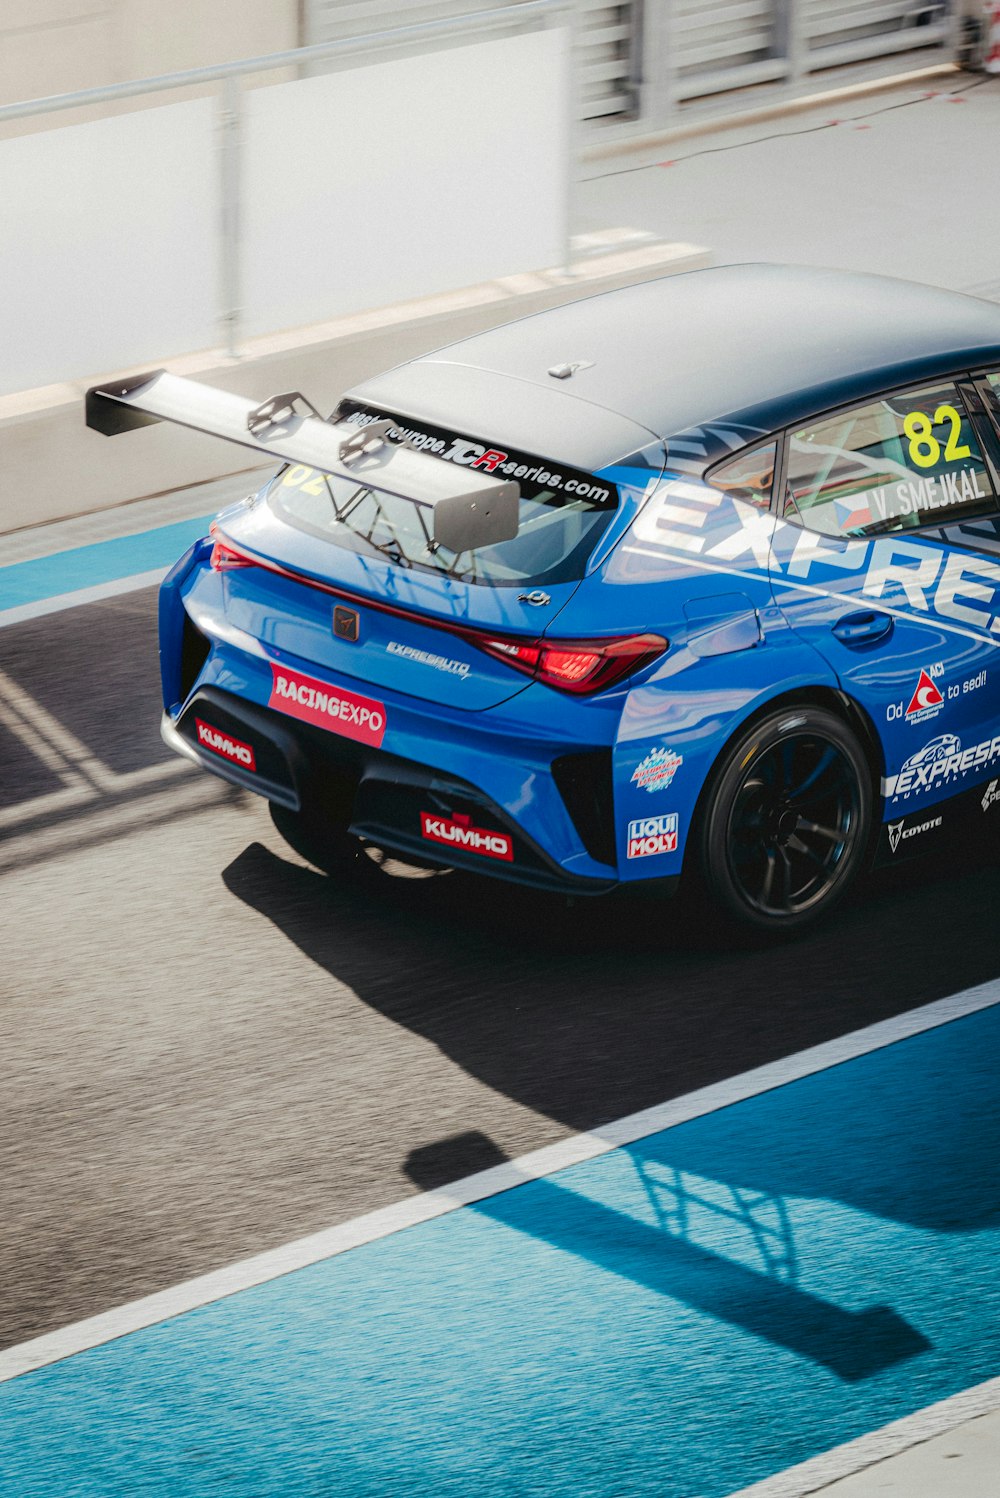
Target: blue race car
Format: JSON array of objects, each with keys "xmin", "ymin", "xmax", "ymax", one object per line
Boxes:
[{"xmin": 87, "ymin": 264, "xmax": 1000, "ymax": 933}]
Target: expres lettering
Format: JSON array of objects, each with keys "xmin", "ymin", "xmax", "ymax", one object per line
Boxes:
[
  {"xmin": 420, "ymin": 812, "xmax": 513, "ymax": 861},
  {"xmin": 883, "ymin": 731, "xmax": 1000, "ymax": 800},
  {"xmin": 196, "ymin": 719, "xmax": 256, "ymax": 771},
  {"xmin": 630, "ymin": 485, "xmax": 1000, "ymax": 645},
  {"xmin": 268, "ymin": 666, "xmax": 386, "ymax": 747}
]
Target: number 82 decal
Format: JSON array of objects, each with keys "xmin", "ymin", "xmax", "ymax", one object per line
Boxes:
[{"xmin": 903, "ymin": 404, "xmax": 973, "ymax": 469}]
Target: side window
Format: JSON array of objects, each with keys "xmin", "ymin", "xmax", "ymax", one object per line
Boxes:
[
  {"xmin": 983, "ymin": 372, "xmax": 1000, "ymax": 432},
  {"xmin": 784, "ymin": 381, "xmax": 996, "ymax": 539},
  {"xmin": 707, "ymin": 442, "xmax": 777, "ymax": 510}
]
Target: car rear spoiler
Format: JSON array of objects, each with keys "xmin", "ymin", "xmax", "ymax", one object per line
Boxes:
[{"xmin": 85, "ymin": 370, "xmax": 520, "ymax": 554}]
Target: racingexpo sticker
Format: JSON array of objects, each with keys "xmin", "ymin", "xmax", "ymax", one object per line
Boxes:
[{"xmin": 269, "ymin": 664, "xmax": 386, "ymax": 747}]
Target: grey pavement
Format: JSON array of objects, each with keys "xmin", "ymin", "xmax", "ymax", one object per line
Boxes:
[
  {"xmin": 815, "ymin": 1408, "xmax": 1000, "ymax": 1495},
  {"xmin": 3, "ymin": 66, "xmax": 1000, "ymax": 1497},
  {"xmin": 577, "ymin": 72, "xmax": 1000, "ymax": 299}
]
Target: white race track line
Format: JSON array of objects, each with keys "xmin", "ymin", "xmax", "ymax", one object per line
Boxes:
[
  {"xmin": 0, "ymin": 569, "xmax": 168, "ymax": 629},
  {"xmin": 728, "ymin": 1375, "xmax": 1000, "ymax": 1497},
  {"xmin": 3, "ymin": 977, "xmax": 1000, "ymax": 1423}
]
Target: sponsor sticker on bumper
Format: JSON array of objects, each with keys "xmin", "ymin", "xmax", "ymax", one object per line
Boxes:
[
  {"xmin": 268, "ymin": 664, "xmax": 386, "ymax": 747},
  {"xmin": 631, "ymin": 746, "xmax": 683, "ymax": 793},
  {"xmin": 420, "ymin": 811, "xmax": 513, "ymax": 862},
  {"xmin": 196, "ymin": 718, "xmax": 256, "ymax": 771},
  {"xmin": 627, "ymin": 812, "xmax": 679, "ymax": 859}
]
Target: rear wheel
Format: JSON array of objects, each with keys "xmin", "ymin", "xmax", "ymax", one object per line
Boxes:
[
  {"xmin": 269, "ymin": 799, "xmax": 366, "ymax": 876},
  {"xmin": 697, "ymin": 706, "xmax": 872, "ymax": 934}
]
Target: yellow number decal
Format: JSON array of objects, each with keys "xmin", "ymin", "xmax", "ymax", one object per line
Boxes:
[
  {"xmin": 904, "ymin": 403, "xmax": 972, "ymax": 468},
  {"xmin": 282, "ymin": 465, "xmax": 328, "ymax": 495},
  {"xmin": 935, "ymin": 404, "xmax": 972, "ymax": 463},
  {"xmin": 904, "ymin": 411, "xmax": 939, "ymax": 468},
  {"xmin": 282, "ymin": 464, "xmax": 312, "ymax": 489}
]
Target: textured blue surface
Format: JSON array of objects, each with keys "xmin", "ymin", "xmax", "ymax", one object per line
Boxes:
[
  {"xmin": 3, "ymin": 1005, "xmax": 999, "ymax": 1498},
  {"xmin": 0, "ymin": 518, "xmax": 215, "ymax": 609}
]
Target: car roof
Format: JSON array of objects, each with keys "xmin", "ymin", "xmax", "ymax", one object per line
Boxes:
[{"xmin": 348, "ymin": 264, "xmax": 1000, "ymax": 470}]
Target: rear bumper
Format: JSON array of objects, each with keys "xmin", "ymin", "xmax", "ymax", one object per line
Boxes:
[{"xmin": 164, "ymin": 689, "xmax": 631, "ymax": 896}]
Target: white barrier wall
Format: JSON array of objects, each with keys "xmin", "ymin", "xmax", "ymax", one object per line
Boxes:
[
  {"xmin": 0, "ymin": 26, "xmax": 569, "ymax": 397},
  {"xmin": 242, "ymin": 29, "xmax": 570, "ymax": 335},
  {"xmin": 0, "ymin": 100, "xmax": 218, "ymax": 396}
]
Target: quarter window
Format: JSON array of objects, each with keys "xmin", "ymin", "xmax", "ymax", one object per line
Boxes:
[
  {"xmin": 708, "ymin": 442, "xmax": 777, "ymax": 511},
  {"xmin": 784, "ymin": 381, "xmax": 996, "ymax": 539}
]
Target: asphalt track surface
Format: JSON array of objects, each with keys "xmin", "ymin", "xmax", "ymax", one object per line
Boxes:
[
  {"xmin": 3, "ymin": 579, "xmax": 1000, "ymax": 1363},
  {"xmin": 2, "ymin": 998, "xmax": 998, "ymax": 1497}
]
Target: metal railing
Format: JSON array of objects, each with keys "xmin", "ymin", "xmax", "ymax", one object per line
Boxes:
[{"xmin": 0, "ymin": 1, "xmax": 569, "ymax": 359}]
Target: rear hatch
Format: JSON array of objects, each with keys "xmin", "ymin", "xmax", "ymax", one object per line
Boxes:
[{"xmin": 212, "ymin": 405, "xmax": 623, "ymax": 711}]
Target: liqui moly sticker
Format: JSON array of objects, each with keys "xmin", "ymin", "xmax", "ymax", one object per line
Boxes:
[
  {"xmin": 420, "ymin": 811, "xmax": 513, "ymax": 861},
  {"xmin": 269, "ymin": 664, "xmax": 386, "ymax": 747},
  {"xmin": 196, "ymin": 719, "xmax": 256, "ymax": 771},
  {"xmin": 627, "ymin": 812, "xmax": 679, "ymax": 859},
  {"xmin": 631, "ymin": 746, "xmax": 683, "ymax": 793}
]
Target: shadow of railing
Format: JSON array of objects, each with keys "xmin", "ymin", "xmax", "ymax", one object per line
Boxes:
[{"xmin": 405, "ymin": 1133, "xmax": 931, "ymax": 1384}]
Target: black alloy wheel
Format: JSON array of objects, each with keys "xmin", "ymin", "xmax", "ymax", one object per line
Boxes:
[{"xmin": 698, "ymin": 706, "xmax": 872, "ymax": 934}]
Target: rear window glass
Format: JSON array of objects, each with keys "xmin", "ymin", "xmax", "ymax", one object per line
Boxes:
[{"xmin": 268, "ymin": 403, "xmax": 618, "ymax": 587}]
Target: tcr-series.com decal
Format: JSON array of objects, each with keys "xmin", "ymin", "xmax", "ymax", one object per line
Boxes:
[
  {"xmin": 882, "ymin": 731, "xmax": 1000, "ymax": 801},
  {"xmin": 631, "ymin": 746, "xmax": 683, "ymax": 793},
  {"xmin": 626, "ymin": 480, "xmax": 1000, "ymax": 643},
  {"xmin": 336, "ymin": 401, "xmax": 615, "ymax": 507},
  {"xmin": 626, "ymin": 812, "xmax": 679, "ymax": 859}
]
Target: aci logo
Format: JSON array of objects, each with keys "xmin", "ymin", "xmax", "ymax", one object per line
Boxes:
[
  {"xmin": 627, "ymin": 813, "xmax": 679, "ymax": 859},
  {"xmin": 905, "ymin": 669, "xmax": 944, "ymax": 724}
]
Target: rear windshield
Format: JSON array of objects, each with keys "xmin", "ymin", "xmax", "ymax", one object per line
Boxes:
[{"xmin": 267, "ymin": 403, "xmax": 618, "ymax": 587}]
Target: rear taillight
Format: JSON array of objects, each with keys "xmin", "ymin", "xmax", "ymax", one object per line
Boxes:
[
  {"xmin": 475, "ymin": 632, "xmax": 667, "ymax": 695},
  {"xmin": 204, "ymin": 524, "xmax": 665, "ymax": 692},
  {"xmin": 210, "ymin": 538, "xmax": 255, "ymax": 571}
]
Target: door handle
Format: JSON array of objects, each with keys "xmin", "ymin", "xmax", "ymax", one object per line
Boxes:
[{"xmin": 831, "ymin": 611, "xmax": 894, "ymax": 647}]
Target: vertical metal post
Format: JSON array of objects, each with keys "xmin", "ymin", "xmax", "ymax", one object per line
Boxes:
[
  {"xmin": 218, "ymin": 73, "xmax": 243, "ymax": 359},
  {"xmin": 627, "ymin": 0, "xmax": 645, "ymax": 121},
  {"xmin": 778, "ymin": 0, "xmax": 806, "ymax": 90},
  {"xmin": 659, "ymin": 0, "xmax": 678, "ymax": 128},
  {"xmin": 559, "ymin": 1, "xmax": 578, "ymax": 275}
]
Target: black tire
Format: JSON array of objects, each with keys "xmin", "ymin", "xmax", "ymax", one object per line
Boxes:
[
  {"xmin": 697, "ymin": 705, "xmax": 872, "ymax": 934},
  {"xmin": 269, "ymin": 799, "xmax": 367, "ymax": 876}
]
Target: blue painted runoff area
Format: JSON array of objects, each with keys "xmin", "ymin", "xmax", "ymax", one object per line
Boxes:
[
  {"xmin": 0, "ymin": 517, "xmax": 215, "ymax": 609},
  {"xmin": 3, "ymin": 1004, "xmax": 999, "ymax": 1498}
]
